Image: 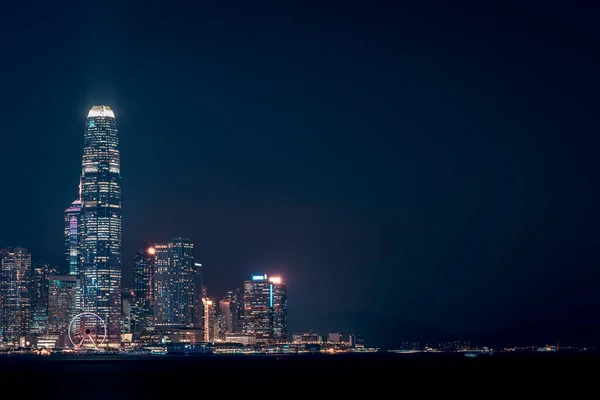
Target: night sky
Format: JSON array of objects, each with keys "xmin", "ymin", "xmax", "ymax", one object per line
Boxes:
[{"xmin": 1, "ymin": 1, "xmax": 599, "ymax": 347}]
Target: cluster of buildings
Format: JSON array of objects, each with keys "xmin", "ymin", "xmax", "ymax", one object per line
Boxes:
[
  {"xmin": 0, "ymin": 105, "xmax": 294, "ymax": 351},
  {"xmin": 124, "ymin": 246, "xmax": 289, "ymax": 347}
]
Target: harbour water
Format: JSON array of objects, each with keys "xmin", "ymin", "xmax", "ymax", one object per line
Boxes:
[{"xmin": 0, "ymin": 351, "xmax": 595, "ymax": 398}]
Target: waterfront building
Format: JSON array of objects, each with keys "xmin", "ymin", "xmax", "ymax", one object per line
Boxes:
[
  {"xmin": 47, "ymin": 275, "xmax": 81, "ymax": 347},
  {"xmin": 0, "ymin": 247, "xmax": 32, "ymax": 343}
]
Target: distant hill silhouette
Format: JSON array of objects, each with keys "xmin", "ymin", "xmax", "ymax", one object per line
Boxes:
[{"xmin": 308, "ymin": 311, "xmax": 450, "ymax": 349}]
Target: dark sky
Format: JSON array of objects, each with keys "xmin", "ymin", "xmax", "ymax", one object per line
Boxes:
[{"xmin": 1, "ymin": 0, "xmax": 599, "ymax": 346}]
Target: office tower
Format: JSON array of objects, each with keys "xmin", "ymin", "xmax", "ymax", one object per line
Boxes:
[
  {"xmin": 243, "ymin": 274, "xmax": 274, "ymax": 344},
  {"xmin": 30, "ymin": 262, "xmax": 59, "ymax": 336},
  {"xmin": 0, "ymin": 247, "xmax": 32, "ymax": 343},
  {"xmin": 202, "ymin": 298, "xmax": 218, "ymax": 342},
  {"xmin": 221, "ymin": 289, "xmax": 243, "ymax": 334},
  {"xmin": 194, "ymin": 263, "xmax": 204, "ymax": 331},
  {"xmin": 219, "ymin": 299, "xmax": 232, "ymax": 336},
  {"xmin": 47, "ymin": 275, "xmax": 81, "ymax": 346},
  {"xmin": 269, "ymin": 276, "xmax": 287, "ymax": 342},
  {"xmin": 133, "ymin": 244, "xmax": 155, "ymax": 314},
  {"xmin": 65, "ymin": 193, "xmax": 83, "ymax": 276},
  {"xmin": 153, "ymin": 238, "xmax": 200, "ymax": 328},
  {"xmin": 79, "ymin": 105, "xmax": 122, "ymax": 347},
  {"xmin": 133, "ymin": 245, "xmax": 155, "ymax": 333}
]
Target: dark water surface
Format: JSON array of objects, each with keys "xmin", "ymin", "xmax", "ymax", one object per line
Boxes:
[{"xmin": 0, "ymin": 352, "xmax": 595, "ymax": 398}]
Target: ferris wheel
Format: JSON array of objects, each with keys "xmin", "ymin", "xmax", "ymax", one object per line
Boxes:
[{"xmin": 68, "ymin": 312, "xmax": 107, "ymax": 350}]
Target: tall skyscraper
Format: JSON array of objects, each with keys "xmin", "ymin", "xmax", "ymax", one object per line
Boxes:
[
  {"xmin": 202, "ymin": 297, "xmax": 217, "ymax": 342},
  {"xmin": 30, "ymin": 262, "xmax": 59, "ymax": 336},
  {"xmin": 0, "ymin": 247, "xmax": 32, "ymax": 343},
  {"xmin": 133, "ymin": 243, "xmax": 155, "ymax": 313},
  {"xmin": 220, "ymin": 289, "xmax": 243, "ymax": 334},
  {"xmin": 243, "ymin": 274, "xmax": 273, "ymax": 344},
  {"xmin": 153, "ymin": 238, "xmax": 200, "ymax": 328},
  {"xmin": 133, "ymin": 244, "xmax": 155, "ymax": 333},
  {"xmin": 79, "ymin": 105, "xmax": 122, "ymax": 347},
  {"xmin": 269, "ymin": 276, "xmax": 288, "ymax": 342},
  {"xmin": 64, "ymin": 186, "xmax": 83, "ymax": 276},
  {"xmin": 243, "ymin": 274, "xmax": 287, "ymax": 344}
]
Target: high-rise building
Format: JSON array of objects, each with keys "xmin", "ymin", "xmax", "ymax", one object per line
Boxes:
[
  {"xmin": 79, "ymin": 105, "xmax": 122, "ymax": 347},
  {"xmin": 219, "ymin": 299, "xmax": 232, "ymax": 337},
  {"xmin": 242, "ymin": 274, "xmax": 287, "ymax": 344},
  {"xmin": 47, "ymin": 275, "xmax": 81, "ymax": 347},
  {"xmin": 30, "ymin": 262, "xmax": 59, "ymax": 336},
  {"xmin": 153, "ymin": 238, "xmax": 200, "ymax": 328},
  {"xmin": 269, "ymin": 276, "xmax": 287, "ymax": 342},
  {"xmin": 132, "ymin": 245, "xmax": 155, "ymax": 334},
  {"xmin": 220, "ymin": 289, "xmax": 243, "ymax": 334},
  {"xmin": 65, "ymin": 194, "xmax": 83, "ymax": 276},
  {"xmin": 243, "ymin": 274, "xmax": 273, "ymax": 344},
  {"xmin": 202, "ymin": 298, "xmax": 217, "ymax": 342},
  {"xmin": 0, "ymin": 247, "xmax": 32, "ymax": 343},
  {"xmin": 133, "ymin": 244, "xmax": 155, "ymax": 314}
]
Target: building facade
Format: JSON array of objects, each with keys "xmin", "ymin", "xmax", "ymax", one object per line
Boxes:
[
  {"xmin": 153, "ymin": 238, "xmax": 200, "ymax": 328},
  {"xmin": 79, "ymin": 105, "xmax": 122, "ymax": 347},
  {"xmin": 30, "ymin": 262, "xmax": 59, "ymax": 336},
  {"xmin": 64, "ymin": 197, "xmax": 82, "ymax": 276},
  {"xmin": 270, "ymin": 277, "xmax": 288, "ymax": 342},
  {"xmin": 47, "ymin": 275, "xmax": 81, "ymax": 347},
  {"xmin": 202, "ymin": 298, "xmax": 218, "ymax": 341},
  {"xmin": 243, "ymin": 274, "xmax": 273, "ymax": 343},
  {"xmin": 0, "ymin": 247, "xmax": 32, "ymax": 343},
  {"xmin": 133, "ymin": 244, "xmax": 155, "ymax": 317},
  {"xmin": 220, "ymin": 288, "xmax": 243, "ymax": 334},
  {"xmin": 243, "ymin": 274, "xmax": 287, "ymax": 344}
]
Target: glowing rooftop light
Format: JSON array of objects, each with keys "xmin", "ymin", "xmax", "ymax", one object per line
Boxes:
[
  {"xmin": 87, "ymin": 105, "xmax": 115, "ymax": 118},
  {"xmin": 269, "ymin": 277, "xmax": 281, "ymax": 284},
  {"xmin": 147, "ymin": 247, "xmax": 156, "ymax": 256},
  {"xmin": 252, "ymin": 274, "xmax": 267, "ymax": 281}
]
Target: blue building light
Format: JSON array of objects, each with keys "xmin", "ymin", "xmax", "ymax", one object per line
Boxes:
[{"xmin": 252, "ymin": 274, "xmax": 267, "ymax": 280}]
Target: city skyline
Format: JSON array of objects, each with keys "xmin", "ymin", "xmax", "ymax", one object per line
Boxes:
[
  {"xmin": 1, "ymin": 1, "xmax": 600, "ymax": 349},
  {"xmin": 0, "ymin": 104, "xmax": 293, "ymax": 348}
]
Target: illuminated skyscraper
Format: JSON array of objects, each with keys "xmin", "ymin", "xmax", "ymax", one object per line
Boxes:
[
  {"xmin": 202, "ymin": 297, "xmax": 217, "ymax": 341},
  {"xmin": 0, "ymin": 247, "xmax": 32, "ymax": 343},
  {"xmin": 64, "ymin": 187, "xmax": 82, "ymax": 276},
  {"xmin": 269, "ymin": 276, "xmax": 288, "ymax": 342},
  {"xmin": 220, "ymin": 289, "xmax": 243, "ymax": 334},
  {"xmin": 243, "ymin": 274, "xmax": 287, "ymax": 344},
  {"xmin": 133, "ymin": 244, "xmax": 155, "ymax": 333},
  {"xmin": 48, "ymin": 275, "xmax": 81, "ymax": 347},
  {"xmin": 134, "ymin": 243, "xmax": 155, "ymax": 313},
  {"xmin": 243, "ymin": 274, "xmax": 273, "ymax": 343},
  {"xmin": 30, "ymin": 262, "xmax": 59, "ymax": 336},
  {"xmin": 153, "ymin": 238, "xmax": 200, "ymax": 328},
  {"xmin": 79, "ymin": 105, "xmax": 122, "ymax": 347}
]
